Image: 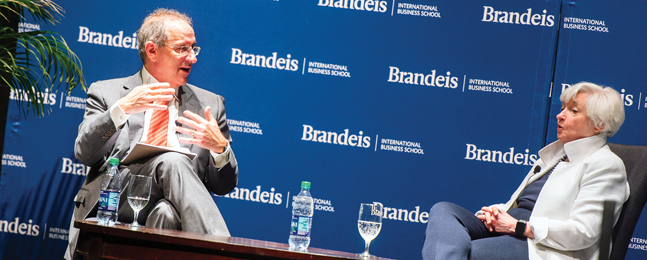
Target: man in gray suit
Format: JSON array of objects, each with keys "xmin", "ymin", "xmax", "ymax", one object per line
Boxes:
[{"xmin": 65, "ymin": 8, "xmax": 238, "ymax": 259}]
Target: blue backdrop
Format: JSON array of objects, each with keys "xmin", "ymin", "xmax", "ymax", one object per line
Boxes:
[{"xmin": 1, "ymin": 1, "xmax": 646, "ymax": 259}]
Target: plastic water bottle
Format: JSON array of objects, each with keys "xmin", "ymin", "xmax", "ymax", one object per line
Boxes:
[
  {"xmin": 97, "ymin": 157, "xmax": 122, "ymax": 226},
  {"xmin": 289, "ymin": 181, "xmax": 314, "ymax": 250}
]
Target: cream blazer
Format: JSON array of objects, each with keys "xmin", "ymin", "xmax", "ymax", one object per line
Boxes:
[{"xmin": 496, "ymin": 135, "xmax": 629, "ymax": 260}]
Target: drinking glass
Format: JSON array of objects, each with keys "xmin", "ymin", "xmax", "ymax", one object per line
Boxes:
[
  {"xmin": 127, "ymin": 175, "xmax": 151, "ymax": 228},
  {"xmin": 357, "ymin": 202, "xmax": 383, "ymax": 258}
]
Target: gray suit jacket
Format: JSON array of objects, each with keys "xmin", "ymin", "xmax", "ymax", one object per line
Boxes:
[{"xmin": 65, "ymin": 71, "xmax": 238, "ymax": 259}]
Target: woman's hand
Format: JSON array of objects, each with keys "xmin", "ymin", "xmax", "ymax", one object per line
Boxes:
[{"xmin": 477, "ymin": 206, "xmax": 517, "ymax": 234}]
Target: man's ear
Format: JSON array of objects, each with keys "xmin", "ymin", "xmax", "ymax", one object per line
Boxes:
[{"xmin": 145, "ymin": 41, "xmax": 158, "ymax": 63}]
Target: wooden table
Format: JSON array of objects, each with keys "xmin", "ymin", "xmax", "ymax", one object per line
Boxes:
[{"xmin": 74, "ymin": 220, "xmax": 395, "ymax": 260}]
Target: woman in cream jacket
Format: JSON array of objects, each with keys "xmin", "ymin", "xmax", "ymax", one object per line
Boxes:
[{"xmin": 422, "ymin": 82, "xmax": 629, "ymax": 260}]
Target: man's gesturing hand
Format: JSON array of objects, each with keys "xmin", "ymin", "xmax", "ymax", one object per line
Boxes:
[
  {"xmin": 117, "ymin": 83, "xmax": 175, "ymax": 115},
  {"xmin": 176, "ymin": 106, "xmax": 228, "ymax": 153}
]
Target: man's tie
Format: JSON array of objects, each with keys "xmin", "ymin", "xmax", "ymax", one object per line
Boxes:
[{"xmin": 146, "ymin": 101, "xmax": 169, "ymax": 147}]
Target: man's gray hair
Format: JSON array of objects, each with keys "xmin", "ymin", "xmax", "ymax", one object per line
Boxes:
[
  {"xmin": 560, "ymin": 82, "xmax": 625, "ymax": 137},
  {"xmin": 137, "ymin": 8, "xmax": 192, "ymax": 62}
]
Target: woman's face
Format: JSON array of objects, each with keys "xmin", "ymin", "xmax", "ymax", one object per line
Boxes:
[{"xmin": 556, "ymin": 92, "xmax": 601, "ymax": 144}]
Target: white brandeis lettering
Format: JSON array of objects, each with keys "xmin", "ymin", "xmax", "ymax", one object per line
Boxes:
[
  {"xmin": 561, "ymin": 83, "xmax": 633, "ymax": 107},
  {"xmin": 465, "ymin": 143, "xmax": 537, "ymax": 166},
  {"xmin": 482, "ymin": 6, "xmax": 555, "ymax": 27},
  {"xmin": 0, "ymin": 218, "xmax": 39, "ymax": 236},
  {"xmin": 224, "ymin": 185, "xmax": 283, "ymax": 205},
  {"xmin": 230, "ymin": 48, "xmax": 299, "ymax": 72},
  {"xmin": 78, "ymin": 26, "xmax": 137, "ymax": 49},
  {"xmin": 381, "ymin": 205, "xmax": 429, "ymax": 224},
  {"xmin": 388, "ymin": 66, "xmax": 459, "ymax": 89},
  {"xmin": 301, "ymin": 125, "xmax": 371, "ymax": 148},
  {"xmin": 318, "ymin": 0, "xmax": 388, "ymax": 13},
  {"xmin": 9, "ymin": 87, "xmax": 56, "ymax": 105},
  {"xmin": 61, "ymin": 158, "xmax": 89, "ymax": 176}
]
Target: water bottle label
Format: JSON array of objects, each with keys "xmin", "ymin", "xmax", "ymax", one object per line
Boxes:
[
  {"xmin": 99, "ymin": 190, "xmax": 119, "ymax": 212},
  {"xmin": 108, "ymin": 191, "xmax": 119, "ymax": 210},
  {"xmin": 98, "ymin": 191, "xmax": 109, "ymax": 211},
  {"xmin": 290, "ymin": 216, "xmax": 311, "ymax": 236}
]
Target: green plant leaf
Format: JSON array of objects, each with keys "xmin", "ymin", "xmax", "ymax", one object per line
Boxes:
[{"xmin": 0, "ymin": 0, "xmax": 85, "ymax": 117}]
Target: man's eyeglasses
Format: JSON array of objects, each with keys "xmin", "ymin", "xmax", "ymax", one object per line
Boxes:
[{"xmin": 165, "ymin": 44, "xmax": 201, "ymax": 56}]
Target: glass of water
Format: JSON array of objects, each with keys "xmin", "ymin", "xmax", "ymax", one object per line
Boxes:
[
  {"xmin": 127, "ymin": 175, "xmax": 151, "ymax": 228},
  {"xmin": 358, "ymin": 202, "xmax": 383, "ymax": 258}
]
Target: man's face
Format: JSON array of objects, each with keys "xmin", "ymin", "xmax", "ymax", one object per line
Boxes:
[{"xmin": 147, "ymin": 19, "xmax": 197, "ymax": 88}]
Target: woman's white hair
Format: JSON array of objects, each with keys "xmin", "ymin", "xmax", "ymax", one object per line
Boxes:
[{"xmin": 560, "ymin": 82, "xmax": 625, "ymax": 137}]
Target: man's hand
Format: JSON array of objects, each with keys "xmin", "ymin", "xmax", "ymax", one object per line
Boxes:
[
  {"xmin": 117, "ymin": 83, "xmax": 175, "ymax": 115},
  {"xmin": 176, "ymin": 106, "xmax": 228, "ymax": 153}
]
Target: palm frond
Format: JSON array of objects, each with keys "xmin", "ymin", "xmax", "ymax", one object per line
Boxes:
[
  {"xmin": 0, "ymin": 0, "xmax": 62, "ymax": 24},
  {"xmin": 0, "ymin": 0, "xmax": 85, "ymax": 117}
]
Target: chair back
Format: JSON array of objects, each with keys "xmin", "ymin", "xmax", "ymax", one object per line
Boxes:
[{"xmin": 607, "ymin": 143, "xmax": 647, "ymax": 260}]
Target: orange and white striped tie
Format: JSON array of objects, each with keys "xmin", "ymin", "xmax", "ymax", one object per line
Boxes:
[{"xmin": 146, "ymin": 101, "xmax": 169, "ymax": 147}]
